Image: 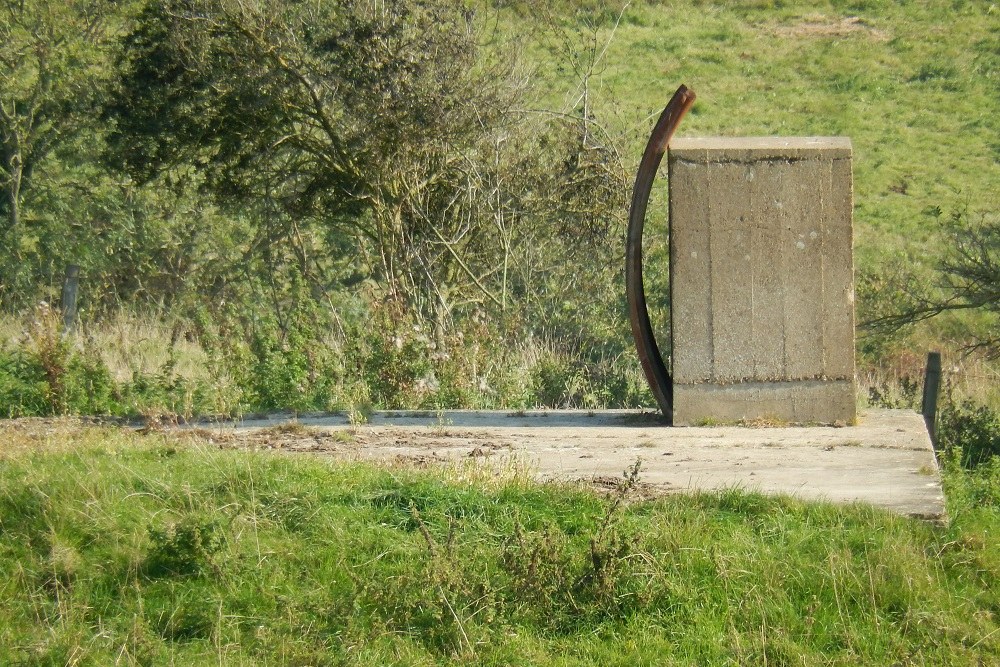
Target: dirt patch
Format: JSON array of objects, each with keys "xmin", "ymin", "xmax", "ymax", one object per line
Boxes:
[
  {"xmin": 177, "ymin": 424, "xmax": 514, "ymax": 463},
  {"xmin": 771, "ymin": 15, "xmax": 890, "ymax": 41}
]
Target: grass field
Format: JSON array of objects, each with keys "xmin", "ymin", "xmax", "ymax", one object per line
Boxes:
[
  {"xmin": 1, "ymin": 421, "xmax": 997, "ymax": 665},
  {"xmin": 523, "ymin": 0, "xmax": 999, "ymax": 366},
  {"xmin": 532, "ymin": 0, "xmax": 998, "ymax": 254}
]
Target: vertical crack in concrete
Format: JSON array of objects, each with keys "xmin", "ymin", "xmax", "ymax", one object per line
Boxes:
[
  {"xmin": 706, "ymin": 156, "xmax": 716, "ymax": 381},
  {"xmin": 820, "ymin": 159, "xmax": 830, "ymax": 377},
  {"xmin": 749, "ymin": 161, "xmax": 757, "ymax": 379}
]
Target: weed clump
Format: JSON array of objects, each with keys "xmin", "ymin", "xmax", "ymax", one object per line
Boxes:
[{"xmin": 144, "ymin": 514, "xmax": 223, "ymax": 578}]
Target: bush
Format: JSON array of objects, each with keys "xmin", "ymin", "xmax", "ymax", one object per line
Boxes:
[
  {"xmin": 0, "ymin": 304, "xmax": 117, "ymax": 416},
  {"xmin": 348, "ymin": 324, "xmax": 434, "ymax": 410},
  {"xmin": 62, "ymin": 350, "xmax": 119, "ymax": 415},
  {"xmin": 0, "ymin": 350, "xmax": 49, "ymax": 417},
  {"xmin": 0, "ymin": 306, "xmax": 224, "ymax": 418},
  {"xmin": 938, "ymin": 399, "xmax": 1000, "ymax": 469}
]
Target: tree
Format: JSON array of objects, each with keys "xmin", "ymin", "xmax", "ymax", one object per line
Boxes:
[
  {"xmin": 107, "ymin": 0, "xmax": 627, "ymax": 333},
  {"xmin": 0, "ymin": 0, "xmax": 178, "ymax": 310},
  {"xmin": 0, "ymin": 0, "xmax": 120, "ymax": 235},
  {"xmin": 863, "ymin": 209, "xmax": 1000, "ymax": 357},
  {"xmin": 932, "ymin": 212, "xmax": 1000, "ymax": 354}
]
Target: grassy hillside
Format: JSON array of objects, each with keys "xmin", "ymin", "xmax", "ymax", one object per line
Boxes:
[
  {"xmin": 1, "ymin": 422, "xmax": 998, "ymax": 665},
  {"xmin": 524, "ymin": 0, "xmax": 998, "ymax": 366},
  {"xmin": 531, "ymin": 0, "xmax": 998, "ymax": 255}
]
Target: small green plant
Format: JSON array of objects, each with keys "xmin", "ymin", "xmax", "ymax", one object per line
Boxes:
[
  {"xmin": 144, "ymin": 514, "xmax": 223, "ymax": 578},
  {"xmin": 432, "ymin": 406, "xmax": 454, "ymax": 434},
  {"xmin": 578, "ymin": 459, "xmax": 643, "ymax": 600},
  {"xmin": 346, "ymin": 401, "xmax": 370, "ymax": 426},
  {"xmin": 866, "ymin": 374, "xmax": 921, "ymax": 410},
  {"xmin": 945, "ymin": 456, "xmax": 1000, "ymax": 509},
  {"xmin": 500, "ymin": 459, "xmax": 646, "ymax": 629},
  {"xmin": 0, "ymin": 305, "xmax": 120, "ymax": 416},
  {"xmin": 0, "ymin": 349, "xmax": 49, "ymax": 417},
  {"xmin": 26, "ymin": 302, "xmax": 73, "ymax": 413}
]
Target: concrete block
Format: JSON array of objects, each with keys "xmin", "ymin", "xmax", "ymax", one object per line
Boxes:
[{"xmin": 668, "ymin": 137, "xmax": 856, "ymax": 425}]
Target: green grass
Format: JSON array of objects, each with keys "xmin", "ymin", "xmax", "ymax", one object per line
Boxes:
[
  {"xmin": 1, "ymin": 423, "xmax": 997, "ymax": 665},
  {"xmin": 532, "ymin": 0, "xmax": 998, "ymax": 252},
  {"xmin": 523, "ymin": 0, "xmax": 999, "ymax": 360}
]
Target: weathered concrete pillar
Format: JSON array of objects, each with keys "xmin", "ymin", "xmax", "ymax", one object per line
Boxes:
[{"xmin": 668, "ymin": 137, "xmax": 856, "ymax": 425}]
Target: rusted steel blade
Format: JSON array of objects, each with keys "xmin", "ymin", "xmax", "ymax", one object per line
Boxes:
[{"xmin": 626, "ymin": 84, "xmax": 696, "ymax": 422}]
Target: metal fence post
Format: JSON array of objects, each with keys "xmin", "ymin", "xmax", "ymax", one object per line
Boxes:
[
  {"xmin": 61, "ymin": 264, "xmax": 80, "ymax": 334},
  {"xmin": 921, "ymin": 351, "xmax": 942, "ymax": 445}
]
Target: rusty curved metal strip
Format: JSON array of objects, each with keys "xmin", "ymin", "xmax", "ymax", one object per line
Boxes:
[{"xmin": 626, "ymin": 84, "xmax": 696, "ymax": 422}]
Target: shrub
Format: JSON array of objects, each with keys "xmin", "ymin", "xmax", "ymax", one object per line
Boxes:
[
  {"xmin": 0, "ymin": 304, "xmax": 119, "ymax": 416},
  {"xmin": 0, "ymin": 350, "xmax": 49, "ymax": 417},
  {"xmin": 938, "ymin": 399, "xmax": 1000, "ymax": 469},
  {"xmin": 62, "ymin": 349, "xmax": 118, "ymax": 415}
]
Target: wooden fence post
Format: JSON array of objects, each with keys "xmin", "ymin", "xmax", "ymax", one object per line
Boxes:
[
  {"xmin": 921, "ymin": 351, "xmax": 942, "ymax": 445},
  {"xmin": 61, "ymin": 264, "xmax": 80, "ymax": 334}
]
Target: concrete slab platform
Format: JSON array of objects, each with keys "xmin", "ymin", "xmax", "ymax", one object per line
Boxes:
[{"xmin": 193, "ymin": 408, "xmax": 945, "ymax": 521}]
